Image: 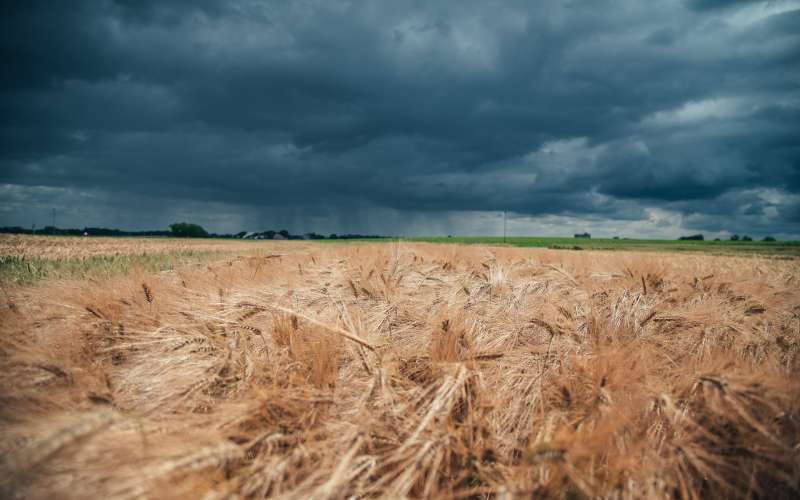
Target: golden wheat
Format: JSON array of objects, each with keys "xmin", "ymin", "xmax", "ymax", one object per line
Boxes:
[{"xmin": 1, "ymin": 240, "xmax": 798, "ymax": 498}]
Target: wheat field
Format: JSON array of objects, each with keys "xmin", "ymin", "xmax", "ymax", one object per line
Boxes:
[
  {"xmin": 1, "ymin": 238, "xmax": 799, "ymax": 499},
  {"xmin": 0, "ymin": 235, "xmax": 286, "ymax": 284}
]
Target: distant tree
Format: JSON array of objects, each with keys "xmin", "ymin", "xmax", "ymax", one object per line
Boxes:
[
  {"xmin": 714, "ymin": 238, "xmax": 721, "ymax": 241},
  {"xmin": 574, "ymin": 232, "xmax": 591, "ymax": 239},
  {"xmin": 169, "ymin": 222, "xmax": 209, "ymax": 238},
  {"xmin": 730, "ymin": 234, "xmax": 740, "ymax": 241},
  {"xmin": 0, "ymin": 226, "xmax": 32, "ymax": 234},
  {"xmin": 762, "ymin": 236, "xmax": 776, "ymax": 242},
  {"xmin": 278, "ymin": 229, "xmax": 290, "ymax": 238},
  {"xmin": 329, "ymin": 233, "xmax": 338, "ymax": 239},
  {"xmin": 678, "ymin": 234, "xmax": 704, "ymax": 241},
  {"xmin": 741, "ymin": 235, "xmax": 753, "ymax": 241}
]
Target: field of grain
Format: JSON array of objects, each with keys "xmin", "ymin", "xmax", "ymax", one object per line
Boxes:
[
  {"xmin": 0, "ymin": 235, "xmax": 296, "ymax": 284},
  {"xmin": 1, "ymin": 237, "xmax": 799, "ymax": 498}
]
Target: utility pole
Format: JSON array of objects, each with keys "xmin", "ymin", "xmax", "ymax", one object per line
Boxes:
[{"xmin": 503, "ymin": 210, "xmax": 507, "ymax": 244}]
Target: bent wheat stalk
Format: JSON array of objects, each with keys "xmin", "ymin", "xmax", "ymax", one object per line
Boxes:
[{"xmin": 263, "ymin": 302, "xmax": 377, "ymax": 351}]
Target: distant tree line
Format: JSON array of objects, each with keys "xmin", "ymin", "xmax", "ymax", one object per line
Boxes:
[
  {"xmin": 0, "ymin": 224, "xmax": 781, "ymax": 242},
  {"xmin": 239, "ymin": 229, "xmax": 386, "ymax": 240},
  {"xmin": 0, "ymin": 223, "xmax": 389, "ymax": 240},
  {"xmin": 0, "ymin": 226, "xmax": 174, "ymax": 237},
  {"xmin": 678, "ymin": 233, "xmax": 777, "ymax": 242}
]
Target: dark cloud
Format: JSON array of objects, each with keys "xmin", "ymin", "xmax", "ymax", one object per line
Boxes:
[
  {"xmin": 687, "ymin": 0, "xmax": 760, "ymax": 11},
  {"xmin": 1, "ymin": 0, "xmax": 799, "ymax": 238}
]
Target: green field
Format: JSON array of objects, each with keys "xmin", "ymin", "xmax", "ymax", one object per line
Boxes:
[{"xmin": 399, "ymin": 236, "xmax": 800, "ymax": 257}]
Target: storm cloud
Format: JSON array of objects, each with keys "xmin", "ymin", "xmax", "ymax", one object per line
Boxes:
[{"xmin": 2, "ymin": 0, "xmax": 799, "ymax": 238}]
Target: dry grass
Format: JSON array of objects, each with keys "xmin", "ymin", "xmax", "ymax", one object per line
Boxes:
[{"xmin": 1, "ymin": 240, "xmax": 799, "ymax": 499}]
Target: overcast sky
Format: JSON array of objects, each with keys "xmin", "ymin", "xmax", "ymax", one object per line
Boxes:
[{"xmin": 2, "ymin": 1, "xmax": 799, "ymax": 238}]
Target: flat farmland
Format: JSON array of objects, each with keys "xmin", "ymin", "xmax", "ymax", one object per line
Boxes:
[
  {"xmin": 405, "ymin": 236, "xmax": 800, "ymax": 256},
  {"xmin": 1, "ymin": 236, "xmax": 799, "ymax": 498}
]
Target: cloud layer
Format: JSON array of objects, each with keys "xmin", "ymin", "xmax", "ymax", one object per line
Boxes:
[{"xmin": 2, "ymin": 0, "xmax": 799, "ymax": 238}]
